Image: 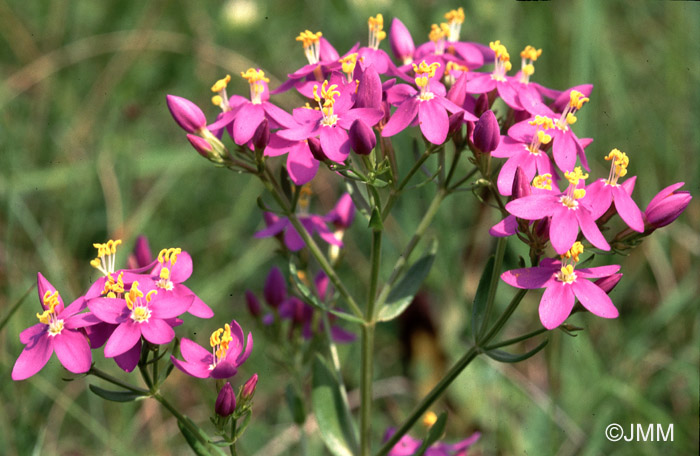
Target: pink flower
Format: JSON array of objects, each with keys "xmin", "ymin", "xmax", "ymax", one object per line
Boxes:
[
  {"xmin": 170, "ymin": 320, "xmax": 253, "ymax": 379},
  {"xmin": 12, "ymin": 273, "xmax": 98, "ymax": 380},
  {"xmin": 644, "ymin": 182, "xmax": 692, "ymax": 229},
  {"xmin": 255, "ymin": 211, "xmax": 342, "ymax": 252},
  {"xmin": 382, "ymin": 61, "xmax": 470, "ymax": 145},
  {"xmin": 501, "ymin": 243, "xmax": 621, "ymax": 329},
  {"xmin": 88, "ymin": 281, "xmax": 192, "ymax": 358},
  {"xmin": 506, "ymin": 167, "xmax": 610, "ymax": 254},
  {"xmin": 464, "ymin": 40, "xmax": 523, "ymax": 110},
  {"xmin": 384, "ymin": 426, "xmax": 480, "ymax": 456}
]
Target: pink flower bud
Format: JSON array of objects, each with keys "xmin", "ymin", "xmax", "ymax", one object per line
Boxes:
[
  {"xmin": 215, "ymin": 382, "xmax": 236, "ymax": 417},
  {"xmin": 448, "ymin": 112, "xmax": 464, "ymax": 137},
  {"xmin": 594, "ymin": 273, "xmax": 623, "ymax": 294},
  {"xmin": 314, "ymin": 271, "xmax": 331, "ymax": 302},
  {"xmin": 241, "ymin": 374, "xmax": 258, "ymax": 401},
  {"xmin": 349, "ymin": 119, "xmax": 376, "ymax": 156},
  {"xmin": 512, "ymin": 167, "xmax": 531, "ymax": 199},
  {"xmin": 389, "ymin": 18, "xmax": 415, "ymax": 64},
  {"xmin": 186, "ymin": 134, "xmax": 213, "ymax": 159},
  {"xmin": 474, "ymin": 93, "xmax": 489, "ymax": 117},
  {"xmin": 253, "ymin": 118, "xmax": 270, "ymax": 150},
  {"xmin": 128, "ymin": 235, "xmax": 153, "ymax": 269},
  {"xmin": 473, "ymin": 110, "xmax": 500, "ymax": 154},
  {"xmin": 644, "ymin": 182, "xmax": 691, "ymax": 229},
  {"xmin": 245, "ymin": 290, "xmax": 261, "ymax": 317},
  {"xmin": 326, "ymin": 193, "xmax": 355, "ymax": 229},
  {"xmin": 356, "ymin": 66, "xmax": 382, "ymax": 109},
  {"xmin": 307, "ymin": 136, "xmax": 327, "ymax": 161},
  {"xmin": 264, "ymin": 266, "xmax": 286, "ymax": 309},
  {"xmin": 166, "ymin": 95, "xmax": 207, "ymax": 133}
]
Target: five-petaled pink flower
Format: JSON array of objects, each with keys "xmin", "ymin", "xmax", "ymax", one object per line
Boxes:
[
  {"xmin": 501, "ymin": 243, "xmax": 621, "ymax": 329},
  {"xmin": 12, "ymin": 273, "xmax": 98, "ymax": 380},
  {"xmin": 170, "ymin": 320, "xmax": 253, "ymax": 379}
]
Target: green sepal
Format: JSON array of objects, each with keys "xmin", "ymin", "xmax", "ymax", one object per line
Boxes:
[
  {"xmin": 485, "ymin": 338, "xmax": 549, "ymax": 363},
  {"xmin": 88, "ymin": 384, "xmax": 146, "ymax": 402}
]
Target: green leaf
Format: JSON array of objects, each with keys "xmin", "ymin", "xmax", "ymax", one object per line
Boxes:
[
  {"xmin": 485, "ymin": 338, "xmax": 549, "ymax": 363},
  {"xmin": 414, "ymin": 412, "xmax": 448, "ymax": 456},
  {"xmin": 88, "ymin": 384, "xmax": 146, "ymax": 402},
  {"xmin": 289, "ymin": 262, "xmax": 364, "ymax": 325},
  {"xmin": 285, "ymin": 384, "xmax": 307, "ymax": 425},
  {"xmin": 312, "ymin": 355, "xmax": 358, "ymax": 456},
  {"xmin": 471, "ymin": 256, "xmax": 495, "ymax": 339},
  {"xmin": 368, "ymin": 206, "xmax": 384, "ymax": 231},
  {"xmin": 377, "ymin": 239, "xmax": 437, "ymax": 322},
  {"xmin": 177, "ymin": 417, "xmax": 227, "ymax": 456}
]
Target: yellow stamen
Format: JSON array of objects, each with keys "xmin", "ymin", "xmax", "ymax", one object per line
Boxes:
[
  {"xmin": 444, "ymin": 7, "xmax": 465, "ymax": 42},
  {"xmin": 413, "ymin": 61, "xmax": 440, "ymax": 100},
  {"xmin": 210, "ymin": 323, "xmax": 233, "ymax": 366},
  {"xmin": 313, "ymin": 81, "xmax": 341, "ymax": 124},
  {"xmin": 526, "ymin": 116, "xmax": 554, "ymax": 154},
  {"xmin": 569, "ymin": 90, "xmax": 589, "ymax": 110},
  {"xmin": 564, "ymin": 167, "xmax": 589, "ymax": 186},
  {"xmin": 211, "ymin": 75, "xmax": 231, "ymax": 93},
  {"xmin": 368, "ymin": 14, "xmax": 386, "ymax": 50},
  {"xmin": 90, "ymin": 239, "xmax": 122, "ymax": 276},
  {"xmin": 339, "ymin": 53, "xmax": 358, "ymax": 81},
  {"xmin": 489, "ymin": 40, "xmax": 512, "ymax": 81},
  {"xmin": 604, "ymin": 148, "xmax": 629, "ymax": 185},
  {"xmin": 125, "ymin": 282, "xmax": 144, "ymax": 311},
  {"xmin": 520, "ymin": 45, "xmax": 542, "ymax": 62},
  {"xmin": 557, "ymin": 264, "xmax": 577, "ymax": 283},
  {"xmin": 562, "ymin": 241, "xmax": 584, "ymax": 263},
  {"xmin": 211, "ymin": 75, "xmax": 232, "ymax": 110},
  {"xmin": 103, "ymin": 271, "xmax": 125, "ymax": 298},
  {"xmin": 532, "ymin": 174, "xmax": 553, "ymax": 190},
  {"xmin": 241, "ymin": 68, "xmax": 270, "ymax": 104},
  {"xmin": 423, "ymin": 411, "xmax": 438, "ymax": 428}
]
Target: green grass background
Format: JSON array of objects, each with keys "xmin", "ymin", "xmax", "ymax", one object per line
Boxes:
[{"xmin": 1, "ymin": 0, "xmax": 698, "ymax": 454}]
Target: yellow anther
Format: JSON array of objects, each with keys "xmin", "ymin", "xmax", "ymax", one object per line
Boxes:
[
  {"xmin": 563, "ymin": 242, "xmax": 584, "ymax": 263},
  {"xmin": 529, "ymin": 115, "xmax": 554, "ymax": 130},
  {"xmin": 210, "ymin": 324, "xmax": 233, "ymax": 362},
  {"xmin": 91, "ymin": 239, "xmax": 122, "ymax": 275},
  {"xmin": 212, "ymin": 95, "xmax": 223, "ymax": 107},
  {"xmin": 536, "ymin": 130, "xmax": 552, "ymax": 145},
  {"xmin": 522, "ymin": 63, "xmax": 535, "ymax": 77},
  {"xmin": 429, "ymin": 23, "xmax": 450, "ymax": 44},
  {"xmin": 444, "ymin": 7, "xmax": 465, "ymax": 24},
  {"xmin": 489, "ymin": 40, "xmax": 510, "ymax": 62},
  {"xmin": 564, "ymin": 167, "xmax": 589, "ymax": 186},
  {"xmin": 36, "ymin": 310, "xmax": 51, "ymax": 325},
  {"xmin": 573, "ymin": 188, "xmax": 586, "ymax": 200},
  {"xmin": 211, "ymin": 75, "xmax": 231, "ymax": 93},
  {"xmin": 423, "ymin": 411, "xmax": 438, "ymax": 428},
  {"xmin": 145, "ymin": 290, "xmax": 158, "ymax": 302},
  {"xmin": 126, "ymin": 282, "xmax": 144, "ymax": 310},
  {"xmin": 38, "ymin": 290, "xmax": 61, "ymax": 324},
  {"xmin": 558, "ymin": 264, "xmax": 576, "ymax": 283},
  {"xmin": 520, "ymin": 45, "xmax": 542, "ymax": 62},
  {"xmin": 368, "ymin": 14, "xmax": 386, "ymax": 49},
  {"xmin": 566, "ymin": 113, "xmax": 577, "ymax": 125},
  {"xmin": 569, "ymin": 90, "xmax": 589, "ymax": 110},
  {"xmin": 413, "ymin": 61, "xmax": 441, "ymax": 78},
  {"xmin": 605, "ymin": 148, "xmax": 629, "ymax": 183},
  {"xmin": 240, "ymin": 68, "xmax": 270, "ymax": 84},
  {"xmin": 159, "ymin": 267, "xmax": 171, "ymax": 281},
  {"xmin": 445, "ymin": 61, "xmax": 468, "ymax": 76},
  {"xmin": 504, "ymin": 61, "xmax": 512, "ymax": 71},
  {"xmin": 532, "ymin": 174, "xmax": 553, "ymax": 190},
  {"xmin": 296, "ymin": 30, "xmax": 323, "ymax": 47},
  {"xmin": 157, "ymin": 248, "xmax": 182, "ymax": 265},
  {"xmin": 210, "ymin": 328, "xmax": 223, "ymax": 348},
  {"xmin": 339, "ymin": 53, "xmax": 358, "ymax": 76},
  {"xmin": 103, "ymin": 271, "xmax": 125, "ymax": 297}
]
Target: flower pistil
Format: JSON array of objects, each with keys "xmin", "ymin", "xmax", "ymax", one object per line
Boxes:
[{"xmin": 240, "ymin": 68, "xmax": 270, "ymax": 105}]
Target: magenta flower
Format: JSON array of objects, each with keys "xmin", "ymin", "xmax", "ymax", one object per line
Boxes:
[
  {"xmin": 12, "ymin": 273, "xmax": 98, "ymax": 380},
  {"xmin": 255, "ymin": 211, "xmax": 343, "ymax": 252},
  {"xmin": 277, "ymin": 79, "xmax": 383, "ymax": 163},
  {"xmin": 492, "ymin": 115, "xmax": 557, "ymax": 196},
  {"xmin": 215, "ymin": 382, "xmax": 236, "ymax": 417},
  {"xmin": 464, "ymin": 40, "xmax": 523, "ymax": 110},
  {"xmin": 583, "ymin": 149, "xmax": 644, "ymax": 232},
  {"xmin": 166, "ymin": 95, "xmax": 207, "ymax": 134},
  {"xmin": 170, "ymin": 320, "xmax": 253, "ymax": 379},
  {"xmin": 382, "ymin": 61, "xmax": 471, "ymax": 145},
  {"xmin": 383, "ymin": 426, "xmax": 480, "ymax": 456},
  {"xmin": 501, "ymin": 243, "xmax": 621, "ymax": 329},
  {"xmin": 489, "ymin": 169, "xmax": 554, "ymax": 238},
  {"xmin": 325, "ymin": 193, "xmax": 356, "ymax": 230},
  {"xmin": 88, "ymin": 281, "xmax": 192, "ymax": 358},
  {"xmin": 389, "ymin": 18, "xmax": 415, "ymax": 65},
  {"xmin": 472, "ymin": 110, "xmax": 500, "ymax": 154},
  {"xmin": 644, "ymin": 182, "xmax": 692, "ymax": 229},
  {"xmin": 506, "ymin": 167, "xmax": 610, "ymax": 254}
]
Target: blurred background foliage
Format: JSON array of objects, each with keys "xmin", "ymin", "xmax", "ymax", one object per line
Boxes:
[{"xmin": 1, "ymin": 0, "xmax": 698, "ymax": 454}]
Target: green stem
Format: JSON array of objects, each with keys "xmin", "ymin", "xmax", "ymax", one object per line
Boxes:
[
  {"xmin": 154, "ymin": 392, "xmax": 210, "ymax": 446},
  {"xmin": 361, "ymin": 229, "xmax": 382, "ymax": 455},
  {"xmin": 484, "ymin": 327, "xmax": 548, "ymax": 350},
  {"xmin": 480, "ymin": 289, "xmax": 529, "ymax": 344},
  {"xmin": 230, "ymin": 418, "xmax": 238, "ymax": 456},
  {"xmin": 382, "ymin": 150, "xmax": 432, "ymax": 220},
  {"xmin": 0, "ymin": 284, "xmax": 33, "ymax": 333},
  {"xmin": 476, "ymin": 237, "xmax": 508, "ymax": 343},
  {"xmin": 375, "ymin": 189, "xmax": 447, "ymax": 312},
  {"xmin": 88, "ymin": 367, "xmax": 149, "ymax": 395},
  {"xmin": 447, "ymin": 166, "xmax": 479, "ymax": 192},
  {"xmin": 374, "ymin": 347, "xmax": 479, "ymax": 456}
]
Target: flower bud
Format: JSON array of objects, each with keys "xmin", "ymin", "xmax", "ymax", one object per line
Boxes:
[
  {"xmin": 389, "ymin": 18, "xmax": 415, "ymax": 64},
  {"xmin": 349, "ymin": 119, "xmax": 376, "ymax": 156},
  {"xmin": 253, "ymin": 118, "xmax": 270, "ymax": 151},
  {"xmin": 512, "ymin": 167, "xmax": 531, "ymax": 199},
  {"xmin": 264, "ymin": 266, "xmax": 286, "ymax": 309},
  {"xmin": 166, "ymin": 95, "xmax": 207, "ymax": 134},
  {"xmin": 128, "ymin": 235, "xmax": 153, "ymax": 269},
  {"xmin": 644, "ymin": 182, "xmax": 691, "ymax": 229},
  {"xmin": 474, "ymin": 93, "xmax": 490, "ymax": 117},
  {"xmin": 594, "ymin": 273, "xmax": 623, "ymax": 294},
  {"xmin": 245, "ymin": 290, "xmax": 261, "ymax": 317},
  {"xmin": 187, "ymin": 134, "xmax": 214, "ymax": 159},
  {"xmin": 473, "ymin": 110, "xmax": 500, "ymax": 154},
  {"xmin": 355, "ymin": 66, "xmax": 382, "ymax": 109},
  {"xmin": 448, "ymin": 112, "xmax": 464, "ymax": 138},
  {"xmin": 241, "ymin": 374, "xmax": 258, "ymax": 401},
  {"xmin": 215, "ymin": 382, "xmax": 236, "ymax": 417},
  {"xmin": 307, "ymin": 136, "xmax": 327, "ymax": 161}
]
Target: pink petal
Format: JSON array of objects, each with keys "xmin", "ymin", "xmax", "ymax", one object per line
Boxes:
[
  {"xmin": 210, "ymin": 361, "xmax": 237, "ymax": 379},
  {"xmin": 170, "ymin": 356, "xmax": 212, "ymax": 379},
  {"xmin": 497, "ymin": 151, "xmax": 536, "ymax": 196},
  {"xmin": 180, "ymin": 287, "xmax": 214, "ymax": 318},
  {"xmin": 20, "ymin": 323, "xmax": 46, "ymax": 345},
  {"xmin": 501, "ymin": 266, "xmax": 557, "ymax": 289},
  {"xmin": 386, "ymin": 83, "xmax": 418, "ymax": 106},
  {"xmin": 575, "ymin": 208, "xmax": 610, "ymax": 251},
  {"xmin": 167, "ymin": 251, "xmax": 193, "ymax": 283},
  {"xmin": 262, "ymin": 102, "xmax": 296, "ymax": 129},
  {"xmin": 549, "ymin": 207, "xmax": 579, "ymax": 254},
  {"xmin": 572, "ymin": 279, "xmax": 619, "ymax": 318},
  {"xmin": 382, "ymin": 98, "xmax": 419, "ymax": 137},
  {"xmin": 88, "ymin": 298, "xmax": 128, "ymax": 324},
  {"xmin": 584, "ymin": 180, "xmax": 613, "ymax": 220},
  {"xmin": 62, "ymin": 297, "xmax": 87, "ymax": 317},
  {"xmin": 149, "ymin": 292, "xmax": 193, "ymax": 319},
  {"xmin": 506, "ymin": 194, "xmax": 560, "ymax": 220},
  {"xmin": 287, "ymin": 144, "xmax": 320, "ymax": 185},
  {"xmin": 284, "ymin": 226, "xmax": 306, "ymax": 251},
  {"xmin": 320, "ymin": 126, "xmax": 350, "ymax": 163},
  {"xmin": 552, "ymin": 130, "xmax": 578, "ymax": 172},
  {"xmin": 254, "ymin": 217, "xmax": 289, "ymax": 238},
  {"xmin": 104, "ymin": 322, "xmax": 142, "ymax": 357},
  {"xmin": 337, "ymin": 108, "xmax": 384, "ymax": 129},
  {"xmin": 141, "ymin": 318, "xmax": 175, "ymax": 345},
  {"xmin": 236, "ymin": 332, "xmax": 254, "ymax": 365},
  {"xmin": 465, "ymin": 73, "xmax": 496, "ymax": 93},
  {"xmin": 492, "ymin": 136, "xmax": 526, "ymax": 158},
  {"xmin": 612, "ymin": 185, "xmax": 644, "ymax": 232},
  {"xmin": 233, "ymin": 103, "xmax": 265, "ymax": 145},
  {"xmin": 418, "ymin": 100, "xmax": 448, "ymax": 144},
  {"xmin": 64, "ymin": 312, "xmax": 102, "ymax": 329},
  {"xmin": 114, "ymin": 341, "xmax": 141, "ymax": 372},
  {"xmin": 179, "ymin": 337, "xmax": 212, "ymax": 364},
  {"xmin": 496, "ymin": 80, "xmax": 523, "ymax": 110},
  {"xmin": 539, "ymin": 283, "xmax": 575, "ymax": 330},
  {"xmin": 37, "ymin": 273, "xmax": 64, "ymax": 313},
  {"xmin": 53, "ymin": 330, "xmax": 92, "ymax": 374},
  {"xmin": 577, "ymin": 264, "xmax": 621, "ymax": 279},
  {"xmin": 12, "ymin": 334, "xmax": 53, "ymax": 380},
  {"xmin": 489, "ymin": 215, "xmax": 518, "ymax": 237}
]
